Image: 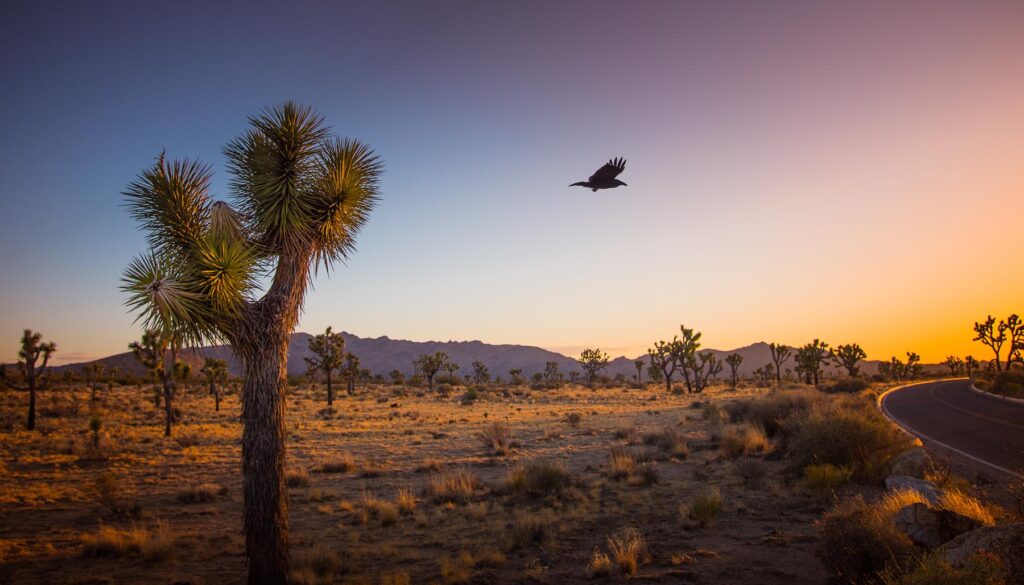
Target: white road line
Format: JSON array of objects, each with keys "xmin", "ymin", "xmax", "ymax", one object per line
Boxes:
[{"xmin": 880, "ymin": 380, "xmax": 1024, "ymax": 480}]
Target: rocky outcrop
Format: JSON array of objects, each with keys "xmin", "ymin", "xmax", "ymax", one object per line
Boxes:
[
  {"xmin": 884, "ymin": 475, "xmax": 943, "ymax": 505},
  {"xmin": 893, "ymin": 502, "xmax": 981, "ymax": 548},
  {"xmin": 889, "ymin": 447, "xmax": 934, "ymax": 479},
  {"xmin": 941, "ymin": 523, "xmax": 1024, "ymax": 584}
]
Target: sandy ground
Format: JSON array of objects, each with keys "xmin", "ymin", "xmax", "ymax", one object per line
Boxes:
[{"xmin": 0, "ymin": 381, "xmax": 843, "ymax": 584}]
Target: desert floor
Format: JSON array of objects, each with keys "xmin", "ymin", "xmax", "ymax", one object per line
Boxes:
[{"xmin": 1, "ymin": 380, "xmax": 896, "ymax": 584}]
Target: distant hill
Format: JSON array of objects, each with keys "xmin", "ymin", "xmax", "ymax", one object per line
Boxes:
[{"xmin": 48, "ymin": 334, "xmax": 945, "ymax": 380}]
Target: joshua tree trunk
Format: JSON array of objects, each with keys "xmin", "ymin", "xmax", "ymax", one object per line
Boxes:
[
  {"xmin": 325, "ymin": 371, "xmax": 333, "ymax": 406},
  {"xmin": 162, "ymin": 376, "xmax": 173, "ymax": 437},
  {"xmin": 215, "ymin": 386, "xmax": 221, "ymax": 412},
  {"xmin": 27, "ymin": 382, "xmax": 36, "ymax": 430}
]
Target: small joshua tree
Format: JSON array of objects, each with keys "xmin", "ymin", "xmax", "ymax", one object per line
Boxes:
[
  {"xmin": 389, "ymin": 370, "xmax": 405, "ymax": 386},
  {"xmin": 794, "ymin": 339, "xmax": 829, "ymax": 385},
  {"xmin": 341, "ymin": 353, "xmax": 361, "ymax": 395},
  {"xmin": 414, "ymin": 352, "xmax": 448, "ymax": 392},
  {"xmin": 0, "ymin": 329, "xmax": 57, "ymax": 431},
  {"xmin": 964, "ymin": 355, "xmax": 979, "ymax": 379},
  {"xmin": 688, "ymin": 352, "xmax": 722, "ymax": 393},
  {"xmin": 305, "ymin": 326, "xmax": 344, "ymax": 406},
  {"xmin": 943, "ymin": 355, "xmax": 964, "ymax": 377},
  {"xmin": 83, "ymin": 363, "xmax": 106, "ymax": 401},
  {"xmin": 768, "ymin": 343, "xmax": 791, "ymax": 385},
  {"xmin": 633, "ymin": 359, "xmax": 645, "ymax": 387},
  {"xmin": 445, "ymin": 361, "xmax": 460, "ymax": 385},
  {"xmin": 89, "ymin": 415, "xmax": 103, "ymax": 451},
  {"xmin": 129, "ymin": 329, "xmax": 178, "ymax": 437},
  {"xmin": 578, "ymin": 348, "xmax": 610, "ymax": 386},
  {"xmin": 725, "ymin": 353, "xmax": 743, "ymax": 389},
  {"xmin": 543, "ymin": 361, "xmax": 562, "ymax": 388},
  {"xmin": 754, "ymin": 364, "xmax": 774, "ymax": 387},
  {"xmin": 830, "ymin": 343, "xmax": 867, "ymax": 377},
  {"xmin": 509, "ymin": 368, "xmax": 523, "ymax": 386},
  {"xmin": 201, "ymin": 357, "xmax": 229, "ymax": 411},
  {"xmin": 903, "ymin": 352, "xmax": 921, "ymax": 380},
  {"xmin": 472, "ymin": 361, "xmax": 490, "ymax": 384},
  {"xmin": 974, "ymin": 316, "xmax": 1008, "ymax": 372},
  {"xmin": 648, "ymin": 339, "xmax": 681, "ymax": 392}
]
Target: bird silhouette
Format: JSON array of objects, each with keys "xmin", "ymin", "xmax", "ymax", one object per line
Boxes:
[{"xmin": 570, "ymin": 157, "xmax": 627, "ymax": 191}]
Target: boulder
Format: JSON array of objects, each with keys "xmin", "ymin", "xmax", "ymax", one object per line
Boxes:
[
  {"xmin": 941, "ymin": 523, "xmax": 1024, "ymax": 584},
  {"xmin": 893, "ymin": 503, "xmax": 982, "ymax": 548},
  {"xmin": 885, "ymin": 475, "xmax": 943, "ymax": 505},
  {"xmin": 889, "ymin": 447, "xmax": 934, "ymax": 479}
]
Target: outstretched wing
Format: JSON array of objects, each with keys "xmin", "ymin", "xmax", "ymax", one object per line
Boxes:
[{"xmin": 588, "ymin": 157, "xmax": 626, "ymax": 183}]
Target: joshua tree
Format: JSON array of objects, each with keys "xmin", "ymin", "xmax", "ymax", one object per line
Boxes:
[
  {"xmin": 633, "ymin": 359, "xmax": 645, "ymax": 387},
  {"xmin": 675, "ymin": 325, "xmax": 703, "ymax": 392},
  {"xmin": 389, "ymin": 370, "xmax": 405, "ymax": 386},
  {"xmin": 543, "ymin": 361, "xmax": 562, "ymax": 388},
  {"xmin": 341, "ymin": 353, "xmax": 361, "ymax": 395},
  {"xmin": 973, "ymin": 315, "xmax": 1008, "ymax": 372},
  {"xmin": 688, "ymin": 352, "xmax": 722, "ymax": 393},
  {"xmin": 471, "ymin": 361, "xmax": 489, "ymax": 384},
  {"xmin": 725, "ymin": 353, "xmax": 743, "ymax": 388},
  {"xmin": 201, "ymin": 357, "xmax": 229, "ymax": 411},
  {"xmin": 648, "ymin": 339, "xmax": 680, "ymax": 392},
  {"xmin": 445, "ymin": 361, "xmax": 460, "ymax": 385},
  {"xmin": 508, "ymin": 369, "xmax": 523, "ymax": 386},
  {"xmin": 903, "ymin": 352, "xmax": 921, "ymax": 380},
  {"xmin": 83, "ymin": 363, "xmax": 105, "ymax": 401},
  {"xmin": 943, "ymin": 355, "xmax": 964, "ymax": 377},
  {"xmin": 414, "ymin": 352, "xmax": 447, "ymax": 392},
  {"xmin": 129, "ymin": 329, "xmax": 178, "ymax": 437},
  {"xmin": 0, "ymin": 329, "xmax": 56, "ymax": 431},
  {"xmin": 578, "ymin": 348, "xmax": 610, "ymax": 386},
  {"xmin": 793, "ymin": 339, "xmax": 829, "ymax": 385},
  {"xmin": 754, "ymin": 364, "xmax": 774, "ymax": 387},
  {"xmin": 646, "ymin": 365, "xmax": 663, "ymax": 385},
  {"xmin": 1006, "ymin": 315, "xmax": 1024, "ymax": 369},
  {"xmin": 830, "ymin": 343, "xmax": 867, "ymax": 377},
  {"xmin": 768, "ymin": 343, "xmax": 791, "ymax": 385},
  {"xmin": 305, "ymin": 326, "xmax": 344, "ymax": 406},
  {"xmin": 120, "ymin": 102, "xmax": 381, "ymax": 583},
  {"xmin": 964, "ymin": 355, "xmax": 979, "ymax": 379}
]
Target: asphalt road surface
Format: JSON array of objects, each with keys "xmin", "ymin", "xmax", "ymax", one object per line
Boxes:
[{"xmin": 882, "ymin": 379, "xmax": 1024, "ymax": 479}]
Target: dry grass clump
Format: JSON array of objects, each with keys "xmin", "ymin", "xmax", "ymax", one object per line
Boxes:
[
  {"xmin": 428, "ymin": 469, "xmax": 481, "ymax": 504},
  {"xmin": 803, "ymin": 463, "xmax": 853, "ymax": 492},
  {"xmin": 416, "ymin": 458, "xmax": 445, "ymax": 473},
  {"xmin": 505, "ymin": 459, "xmax": 569, "ymax": 497},
  {"xmin": 630, "ymin": 462, "xmax": 659, "ymax": 486},
  {"xmin": 176, "ymin": 483, "xmax": 226, "ymax": 504},
  {"xmin": 395, "ymin": 486, "xmax": 417, "ymax": 515},
  {"xmin": 607, "ymin": 447, "xmax": 637, "ymax": 480},
  {"xmin": 290, "ymin": 546, "xmax": 348, "ymax": 584},
  {"xmin": 439, "ymin": 551, "xmax": 477, "ymax": 584},
  {"xmin": 680, "ymin": 487, "xmax": 723, "ymax": 528},
  {"xmin": 359, "ymin": 457, "xmax": 386, "ymax": 478},
  {"xmin": 876, "ymin": 489, "xmax": 930, "ymax": 520},
  {"xmin": 81, "ymin": 522, "xmax": 173, "ymax": 562},
  {"xmin": 586, "ymin": 548, "xmax": 613, "ymax": 577},
  {"xmin": 606, "ymin": 528, "xmax": 648, "ymax": 576},
  {"xmin": 85, "ymin": 472, "xmax": 142, "ymax": 518},
  {"xmin": 510, "ymin": 511, "xmax": 552, "ymax": 549},
  {"xmin": 643, "ymin": 428, "xmax": 689, "ymax": 459},
  {"xmin": 379, "ymin": 572, "xmax": 412, "ymax": 585},
  {"xmin": 317, "ymin": 454, "xmax": 356, "ymax": 474},
  {"xmin": 878, "ymin": 550, "xmax": 1006, "ymax": 585},
  {"xmin": 786, "ymin": 396, "xmax": 915, "ymax": 483},
  {"xmin": 938, "ymin": 490, "xmax": 998, "ymax": 526},
  {"xmin": 360, "ymin": 491, "xmax": 400, "ymax": 526},
  {"xmin": 563, "ymin": 412, "xmax": 583, "ymax": 428},
  {"xmin": 730, "ymin": 388, "xmax": 819, "ymax": 436},
  {"xmin": 819, "ymin": 495, "xmax": 914, "ymax": 584},
  {"xmin": 286, "ymin": 469, "xmax": 311, "ymax": 488},
  {"xmin": 720, "ymin": 423, "xmax": 770, "ymax": 458},
  {"xmin": 479, "ymin": 422, "xmax": 514, "ymax": 455},
  {"xmin": 701, "ymin": 403, "xmax": 730, "ymax": 426}
]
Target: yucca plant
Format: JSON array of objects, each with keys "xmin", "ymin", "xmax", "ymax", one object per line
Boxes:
[
  {"xmin": 129, "ymin": 329, "xmax": 179, "ymax": 437},
  {"xmin": 304, "ymin": 326, "xmax": 344, "ymax": 405},
  {"xmin": 200, "ymin": 357, "xmax": 229, "ymax": 411},
  {"xmin": 120, "ymin": 102, "xmax": 381, "ymax": 584}
]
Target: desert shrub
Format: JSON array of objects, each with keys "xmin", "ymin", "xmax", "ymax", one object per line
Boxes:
[
  {"xmin": 818, "ymin": 377, "xmax": 870, "ymax": 394},
  {"xmin": 286, "ymin": 470, "xmax": 311, "ymax": 487},
  {"xmin": 478, "ymin": 422, "xmax": 513, "ymax": 455},
  {"xmin": 317, "ymin": 454, "xmax": 355, "ymax": 473},
  {"xmin": 361, "ymin": 492, "xmax": 400, "ymax": 526},
  {"xmin": 176, "ymin": 483, "xmax": 224, "ymax": 504},
  {"xmin": 701, "ymin": 403, "xmax": 729, "ymax": 426},
  {"xmin": 586, "ymin": 548, "xmax": 613, "ymax": 577},
  {"xmin": 613, "ymin": 424, "xmax": 638, "ymax": 443},
  {"xmin": 734, "ymin": 458, "xmax": 766, "ymax": 485},
  {"xmin": 510, "ymin": 512, "xmax": 551, "ymax": 549},
  {"xmin": 819, "ymin": 496, "xmax": 914, "ymax": 584},
  {"xmin": 606, "ymin": 528, "xmax": 647, "ymax": 576},
  {"xmin": 680, "ymin": 487, "xmax": 723, "ymax": 528},
  {"xmin": 803, "ymin": 463, "xmax": 853, "ymax": 491},
  {"xmin": 506, "ymin": 460, "xmax": 568, "ymax": 497},
  {"xmin": 786, "ymin": 397, "xmax": 915, "ymax": 483},
  {"xmin": 428, "ymin": 470, "xmax": 480, "ymax": 504},
  {"xmin": 607, "ymin": 447, "xmax": 636, "ymax": 480},
  {"xmin": 81, "ymin": 522, "xmax": 172, "ymax": 562},
  {"xmin": 720, "ymin": 423, "xmax": 771, "ymax": 458},
  {"xmin": 379, "ymin": 572, "xmax": 412, "ymax": 585},
  {"xmin": 879, "ymin": 551, "xmax": 1005, "ymax": 585},
  {"xmin": 643, "ymin": 428, "xmax": 689, "ymax": 459},
  {"xmin": 359, "ymin": 457, "xmax": 385, "ymax": 477},
  {"xmin": 459, "ymin": 388, "xmax": 478, "ymax": 404},
  {"xmin": 563, "ymin": 412, "xmax": 583, "ymax": 428},
  {"xmin": 990, "ymin": 370, "xmax": 1024, "ymax": 398},
  {"xmin": 87, "ymin": 472, "xmax": 141, "ymax": 518},
  {"xmin": 735, "ymin": 389, "xmax": 820, "ymax": 436}
]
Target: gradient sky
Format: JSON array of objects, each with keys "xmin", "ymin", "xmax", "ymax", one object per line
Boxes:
[{"xmin": 2, "ymin": 1, "xmax": 1022, "ymax": 365}]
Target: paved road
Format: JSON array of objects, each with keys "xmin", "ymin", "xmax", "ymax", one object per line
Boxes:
[{"xmin": 882, "ymin": 379, "xmax": 1024, "ymax": 479}]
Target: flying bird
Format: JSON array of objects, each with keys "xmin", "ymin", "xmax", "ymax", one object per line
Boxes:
[{"xmin": 570, "ymin": 157, "xmax": 627, "ymax": 191}]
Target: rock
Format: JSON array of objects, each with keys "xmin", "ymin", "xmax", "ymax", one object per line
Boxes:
[
  {"xmin": 885, "ymin": 475, "xmax": 943, "ymax": 504},
  {"xmin": 941, "ymin": 524, "xmax": 1024, "ymax": 584},
  {"xmin": 890, "ymin": 447, "xmax": 934, "ymax": 479},
  {"xmin": 893, "ymin": 503, "xmax": 982, "ymax": 548}
]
